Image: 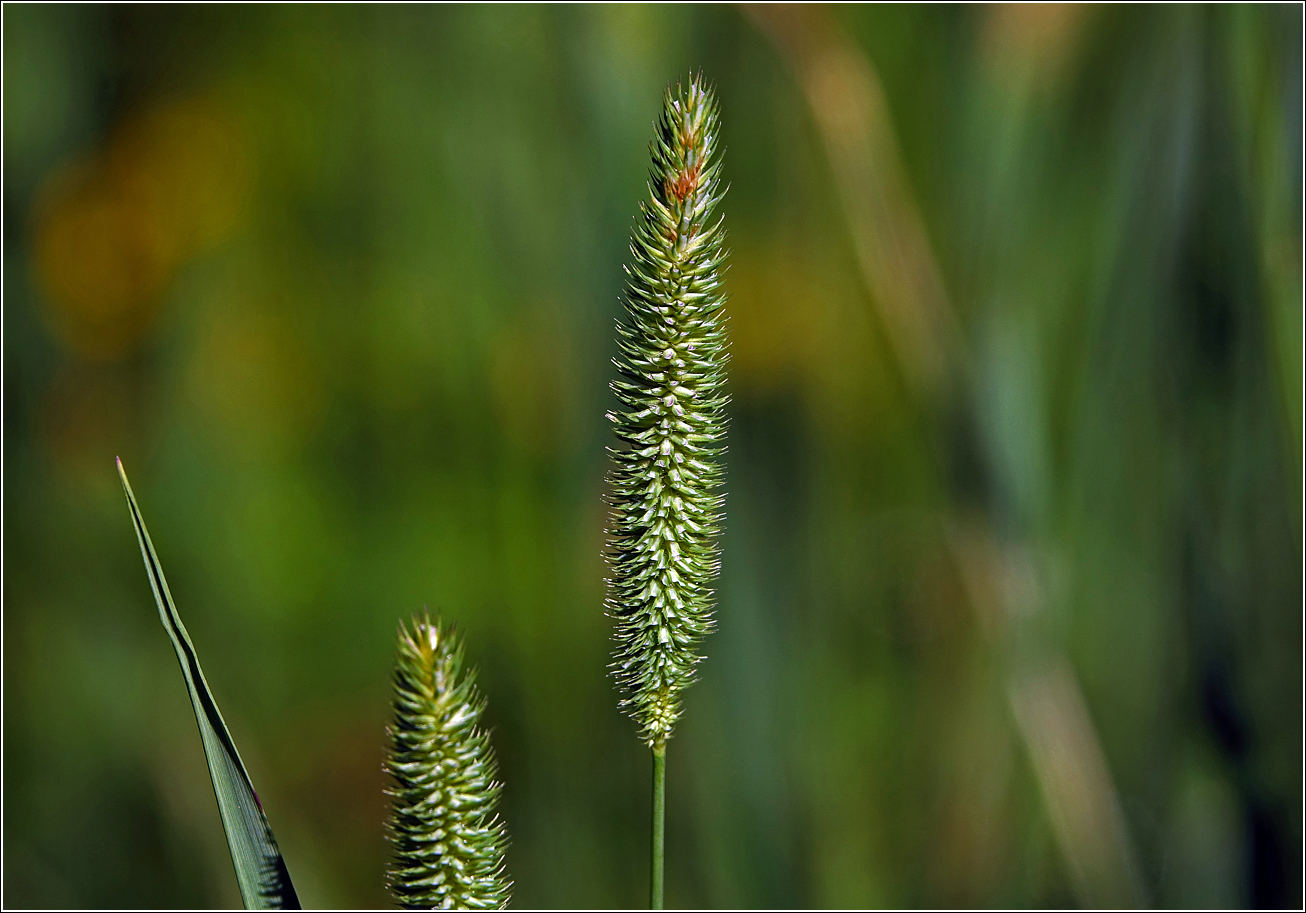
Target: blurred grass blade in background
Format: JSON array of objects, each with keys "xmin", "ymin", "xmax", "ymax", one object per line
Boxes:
[{"xmin": 117, "ymin": 458, "xmax": 301, "ymax": 910}]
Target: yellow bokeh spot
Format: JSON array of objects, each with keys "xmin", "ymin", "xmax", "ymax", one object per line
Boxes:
[
  {"xmin": 186, "ymin": 303, "xmax": 324, "ymax": 460},
  {"xmin": 30, "ymin": 96, "xmax": 250, "ymax": 361},
  {"xmin": 489, "ymin": 304, "xmax": 579, "ymax": 455}
]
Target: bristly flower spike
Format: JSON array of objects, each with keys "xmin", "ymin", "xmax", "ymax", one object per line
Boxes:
[
  {"xmin": 385, "ymin": 614, "xmax": 510, "ymax": 910},
  {"xmin": 605, "ymin": 73, "xmax": 730, "ymax": 752}
]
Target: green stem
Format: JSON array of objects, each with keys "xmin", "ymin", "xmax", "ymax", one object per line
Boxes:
[{"xmin": 651, "ymin": 742, "xmax": 666, "ymax": 910}]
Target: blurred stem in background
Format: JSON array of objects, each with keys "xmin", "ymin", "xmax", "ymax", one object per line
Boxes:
[{"xmin": 744, "ymin": 4, "xmax": 964, "ymax": 404}]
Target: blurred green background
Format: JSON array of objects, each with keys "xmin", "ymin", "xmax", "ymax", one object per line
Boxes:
[{"xmin": 3, "ymin": 4, "xmax": 1301, "ymax": 909}]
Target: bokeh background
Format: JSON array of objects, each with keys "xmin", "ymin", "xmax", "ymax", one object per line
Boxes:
[{"xmin": 3, "ymin": 4, "xmax": 1301, "ymax": 909}]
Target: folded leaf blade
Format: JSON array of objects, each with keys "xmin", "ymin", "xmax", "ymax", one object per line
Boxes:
[{"xmin": 118, "ymin": 458, "xmax": 300, "ymax": 910}]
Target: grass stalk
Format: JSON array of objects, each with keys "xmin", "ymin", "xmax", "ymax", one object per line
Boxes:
[{"xmin": 651, "ymin": 742, "xmax": 666, "ymax": 909}]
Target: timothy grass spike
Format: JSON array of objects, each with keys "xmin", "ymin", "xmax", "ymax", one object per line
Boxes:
[
  {"xmin": 385, "ymin": 614, "xmax": 510, "ymax": 910},
  {"xmin": 605, "ymin": 74, "xmax": 730, "ymax": 750}
]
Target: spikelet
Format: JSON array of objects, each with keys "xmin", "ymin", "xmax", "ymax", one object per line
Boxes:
[
  {"xmin": 605, "ymin": 75, "xmax": 730, "ymax": 748},
  {"xmin": 385, "ymin": 615, "xmax": 510, "ymax": 910}
]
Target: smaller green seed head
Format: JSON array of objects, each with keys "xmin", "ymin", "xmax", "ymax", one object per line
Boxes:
[{"xmin": 385, "ymin": 614, "xmax": 510, "ymax": 910}]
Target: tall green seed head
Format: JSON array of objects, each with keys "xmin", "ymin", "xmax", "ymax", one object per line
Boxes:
[
  {"xmin": 385, "ymin": 614, "xmax": 510, "ymax": 910},
  {"xmin": 605, "ymin": 75, "xmax": 729, "ymax": 748}
]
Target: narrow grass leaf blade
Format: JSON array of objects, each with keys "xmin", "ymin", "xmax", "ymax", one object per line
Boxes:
[{"xmin": 118, "ymin": 458, "xmax": 300, "ymax": 910}]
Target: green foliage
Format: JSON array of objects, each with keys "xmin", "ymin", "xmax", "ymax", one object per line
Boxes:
[
  {"xmin": 117, "ymin": 459, "xmax": 300, "ymax": 910},
  {"xmin": 385, "ymin": 615, "xmax": 510, "ymax": 910},
  {"xmin": 605, "ymin": 75, "xmax": 730, "ymax": 748}
]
